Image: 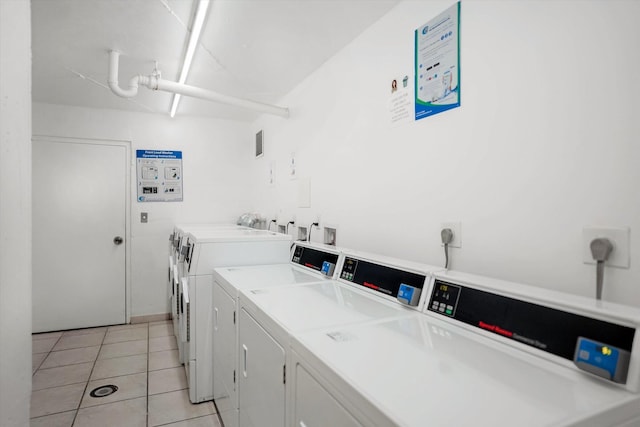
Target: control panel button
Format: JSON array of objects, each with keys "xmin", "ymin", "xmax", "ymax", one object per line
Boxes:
[{"xmin": 428, "ymin": 282, "xmax": 461, "ymax": 317}]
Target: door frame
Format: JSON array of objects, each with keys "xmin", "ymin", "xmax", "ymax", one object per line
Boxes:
[{"xmin": 32, "ymin": 134, "xmax": 132, "ymax": 324}]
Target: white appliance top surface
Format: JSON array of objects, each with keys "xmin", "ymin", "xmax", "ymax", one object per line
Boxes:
[
  {"xmin": 291, "ymin": 314, "xmax": 639, "ymax": 427},
  {"xmin": 214, "ymin": 264, "xmax": 325, "ymax": 293},
  {"xmin": 189, "ymin": 229, "xmax": 291, "ymax": 242},
  {"xmin": 241, "ymin": 281, "xmax": 413, "ymax": 332}
]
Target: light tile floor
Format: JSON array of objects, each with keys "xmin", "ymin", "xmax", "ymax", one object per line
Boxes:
[{"xmin": 31, "ymin": 320, "xmax": 222, "ymax": 427}]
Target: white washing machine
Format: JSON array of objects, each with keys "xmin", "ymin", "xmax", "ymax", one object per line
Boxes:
[
  {"xmin": 169, "ymin": 223, "xmax": 246, "ymax": 342},
  {"xmin": 236, "ymin": 252, "xmax": 441, "ymax": 427},
  {"xmin": 212, "ymin": 241, "xmax": 343, "ymax": 427},
  {"xmin": 171, "ymin": 223, "xmax": 247, "ymax": 285},
  {"xmin": 178, "ymin": 228, "xmax": 292, "ymax": 403},
  {"xmin": 289, "ymin": 270, "xmax": 640, "ymax": 427}
]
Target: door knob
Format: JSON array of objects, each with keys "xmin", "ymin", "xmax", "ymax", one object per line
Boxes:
[{"xmin": 113, "ymin": 236, "xmax": 124, "ymax": 245}]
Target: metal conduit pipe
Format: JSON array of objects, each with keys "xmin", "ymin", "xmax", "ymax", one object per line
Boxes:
[{"xmin": 107, "ymin": 50, "xmax": 289, "ymax": 118}]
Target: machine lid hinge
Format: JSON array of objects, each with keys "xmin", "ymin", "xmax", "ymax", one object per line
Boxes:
[
  {"xmin": 233, "ymin": 369, "xmax": 236, "ymax": 384},
  {"xmin": 283, "ymin": 364, "xmax": 286, "ymax": 384},
  {"xmin": 233, "ymin": 311, "xmax": 236, "ymax": 324}
]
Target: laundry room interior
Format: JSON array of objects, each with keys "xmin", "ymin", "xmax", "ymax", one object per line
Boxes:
[{"xmin": 2, "ymin": 0, "xmax": 640, "ymax": 426}]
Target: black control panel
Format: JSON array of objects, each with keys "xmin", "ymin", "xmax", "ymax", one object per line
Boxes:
[
  {"xmin": 428, "ymin": 282, "xmax": 461, "ymax": 316},
  {"xmin": 291, "ymin": 245, "xmax": 339, "ymax": 273},
  {"xmin": 427, "ymin": 279, "xmax": 636, "ymax": 363},
  {"xmin": 340, "ymin": 257, "xmax": 427, "ymax": 299}
]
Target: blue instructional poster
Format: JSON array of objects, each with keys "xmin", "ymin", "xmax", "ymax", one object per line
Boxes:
[
  {"xmin": 415, "ymin": 2, "xmax": 461, "ymax": 120},
  {"xmin": 136, "ymin": 150, "xmax": 183, "ymax": 202}
]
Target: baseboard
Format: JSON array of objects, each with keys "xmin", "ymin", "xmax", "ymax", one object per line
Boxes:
[{"xmin": 130, "ymin": 313, "xmax": 170, "ymax": 324}]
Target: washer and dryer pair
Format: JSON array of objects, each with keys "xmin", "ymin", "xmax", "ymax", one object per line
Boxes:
[
  {"xmin": 213, "ymin": 247, "xmax": 440, "ymax": 427},
  {"xmin": 212, "ymin": 241, "xmax": 344, "ymax": 427}
]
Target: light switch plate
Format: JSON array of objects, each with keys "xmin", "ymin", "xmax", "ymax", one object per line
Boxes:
[{"xmin": 582, "ymin": 226, "xmax": 630, "ymax": 268}]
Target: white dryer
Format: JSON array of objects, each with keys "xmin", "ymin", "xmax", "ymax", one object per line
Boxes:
[
  {"xmin": 289, "ymin": 271, "xmax": 640, "ymax": 427},
  {"xmin": 236, "ymin": 252, "xmax": 441, "ymax": 427},
  {"xmin": 178, "ymin": 228, "xmax": 292, "ymax": 403},
  {"xmin": 212, "ymin": 241, "xmax": 343, "ymax": 427}
]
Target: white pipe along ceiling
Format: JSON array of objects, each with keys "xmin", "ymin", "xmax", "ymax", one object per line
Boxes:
[{"xmin": 107, "ymin": 50, "xmax": 290, "ymax": 118}]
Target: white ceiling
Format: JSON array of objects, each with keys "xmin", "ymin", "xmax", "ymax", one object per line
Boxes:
[{"xmin": 32, "ymin": 0, "xmax": 400, "ymax": 121}]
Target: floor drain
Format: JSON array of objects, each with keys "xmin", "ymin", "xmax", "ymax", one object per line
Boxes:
[{"xmin": 89, "ymin": 385, "xmax": 118, "ymax": 398}]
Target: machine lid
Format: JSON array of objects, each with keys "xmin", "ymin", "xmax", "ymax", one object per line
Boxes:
[
  {"xmin": 240, "ymin": 281, "xmax": 412, "ymax": 333},
  {"xmin": 291, "ymin": 314, "xmax": 639, "ymax": 427},
  {"xmin": 214, "ymin": 264, "xmax": 325, "ymax": 294}
]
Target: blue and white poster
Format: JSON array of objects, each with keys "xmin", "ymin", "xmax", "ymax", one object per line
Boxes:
[
  {"xmin": 136, "ymin": 150, "xmax": 183, "ymax": 202},
  {"xmin": 415, "ymin": 2, "xmax": 461, "ymax": 120}
]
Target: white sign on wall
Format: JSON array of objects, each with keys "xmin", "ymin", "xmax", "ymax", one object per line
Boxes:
[
  {"xmin": 389, "ymin": 74, "xmax": 412, "ymax": 126},
  {"xmin": 415, "ymin": 1, "xmax": 461, "ymax": 120},
  {"xmin": 136, "ymin": 150, "xmax": 183, "ymax": 202}
]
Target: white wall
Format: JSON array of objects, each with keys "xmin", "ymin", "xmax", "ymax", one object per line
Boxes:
[
  {"xmin": 0, "ymin": 0, "xmax": 32, "ymax": 425},
  {"xmin": 248, "ymin": 0, "xmax": 640, "ymax": 306},
  {"xmin": 33, "ymin": 103, "xmax": 252, "ymax": 316}
]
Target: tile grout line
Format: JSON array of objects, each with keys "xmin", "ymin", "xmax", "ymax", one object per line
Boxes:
[
  {"xmin": 32, "ymin": 332, "xmax": 64, "ymax": 374},
  {"xmin": 70, "ymin": 325, "xmax": 110, "ymax": 426},
  {"xmin": 30, "ymin": 330, "xmax": 83, "ymax": 421},
  {"xmin": 153, "ymin": 414, "xmax": 216, "ymax": 427},
  {"xmin": 147, "ymin": 322, "xmax": 151, "ymax": 427}
]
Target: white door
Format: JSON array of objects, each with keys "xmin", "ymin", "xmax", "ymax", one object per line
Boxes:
[
  {"xmin": 32, "ymin": 138, "xmax": 128, "ymax": 332},
  {"xmin": 238, "ymin": 309, "xmax": 286, "ymax": 427},
  {"xmin": 294, "ymin": 365, "xmax": 363, "ymax": 427},
  {"xmin": 213, "ymin": 282, "xmax": 237, "ymax": 427}
]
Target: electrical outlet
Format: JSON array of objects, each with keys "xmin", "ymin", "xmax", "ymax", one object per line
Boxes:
[
  {"xmin": 297, "ymin": 227, "xmax": 308, "ymax": 241},
  {"xmin": 324, "ymin": 226, "xmax": 337, "ymax": 246},
  {"xmin": 315, "ymin": 214, "xmax": 321, "ymax": 227},
  {"xmin": 582, "ymin": 226, "xmax": 630, "ymax": 268},
  {"xmin": 440, "ymin": 222, "xmax": 462, "ymax": 248}
]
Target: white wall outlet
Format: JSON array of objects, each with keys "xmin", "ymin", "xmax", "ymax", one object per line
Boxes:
[
  {"xmin": 324, "ymin": 226, "xmax": 337, "ymax": 246},
  {"xmin": 441, "ymin": 222, "xmax": 462, "ymax": 248},
  {"xmin": 297, "ymin": 226, "xmax": 308, "ymax": 241},
  {"xmin": 314, "ymin": 214, "xmax": 321, "ymax": 227},
  {"xmin": 582, "ymin": 226, "xmax": 630, "ymax": 268}
]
